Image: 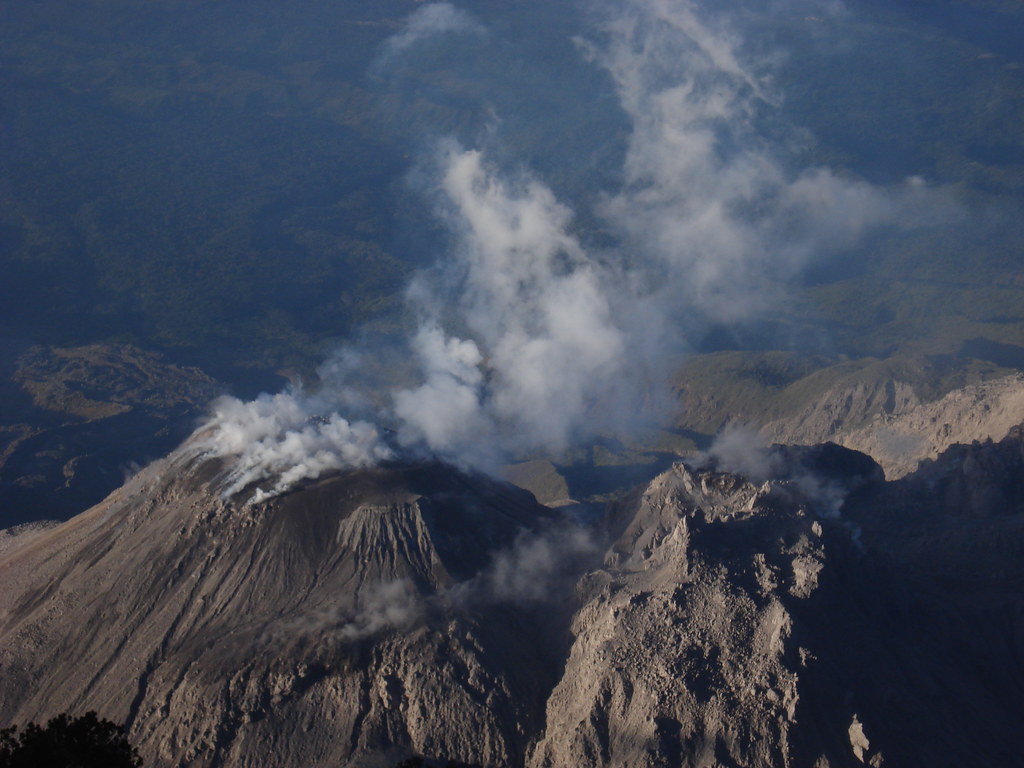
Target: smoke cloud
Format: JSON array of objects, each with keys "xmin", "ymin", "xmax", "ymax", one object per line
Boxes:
[
  {"xmin": 196, "ymin": 392, "xmax": 392, "ymax": 501},
  {"xmin": 264, "ymin": 578, "xmax": 425, "ymax": 647},
  {"xmin": 393, "ymin": 146, "xmax": 628, "ymax": 465},
  {"xmin": 451, "ymin": 521, "xmax": 600, "ymax": 606},
  {"xmin": 336, "ymin": 579, "xmax": 425, "ymax": 642},
  {"xmin": 587, "ymin": 0, "xmax": 956, "ymax": 326},
  {"xmin": 197, "ymin": 0, "xmax": 960, "ymax": 499},
  {"xmin": 265, "ymin": 524, "xmax": 598, "ymax": 646},
  {"xmin": 703, "ymin": 425, "xmax": 873, "ymax": 518},
  {"xmin": 705, "ymin": 425, "xmax": 778, "ymax": 483},
  {"xmin": 374, "ymin": 2, "xmax": 485, "ymax": 70}
]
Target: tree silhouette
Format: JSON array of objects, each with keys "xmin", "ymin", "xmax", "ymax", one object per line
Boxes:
[{"xmin": 0, "ymin": 711, "xmax": 142, "ymax": 768}]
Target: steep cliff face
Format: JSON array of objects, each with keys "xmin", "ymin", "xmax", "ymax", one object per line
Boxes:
[
  {"xmin": 531, "ymin": 434, "xmax": 1024, "ymax": 768},
  {"xmin": 673, "ymin": 350, "xmax": 1024, "ymax": 481},
  {"xmin": 0, "ymin": 448, "xmax": 558, "ymax": 767},
  {"xmin": 531, "ymin": 465, "xmax": 814, "ymax": 768}
]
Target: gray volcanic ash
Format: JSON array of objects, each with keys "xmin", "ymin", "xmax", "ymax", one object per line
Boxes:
[
  {"xmin": 4, "ymin": 433, "xmax": 1024, "ymax": 766},
  {"xmin": 0, "ymin": 445, "xmax": 567, "ymax": 767}
]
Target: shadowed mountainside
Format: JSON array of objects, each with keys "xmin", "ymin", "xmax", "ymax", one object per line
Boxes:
[{"xmin": 0, "ymin": 343, "xmax": 225, "ymax": 528}]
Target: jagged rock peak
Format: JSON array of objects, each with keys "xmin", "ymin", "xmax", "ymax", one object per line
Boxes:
[
  {"xmin": 533, "ymin": 460, "xmax": 831, "ymax": 768},
  {"xmin": 532, "ymin": 436, "xmax": 1024, "ymax": 768}
]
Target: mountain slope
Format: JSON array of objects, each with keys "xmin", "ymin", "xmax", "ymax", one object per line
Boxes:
[
  {"xmin": 531, "ymin": 436, "xmax": 1024, "ymax": 767},
  {"xmin": 763, "ymin": 371, "xmax": 1024, "ymax": 478},
  {"xmin": 673, "ymin": 351, "xmax": 1024, "ymax": 478},
  {"xmin": 0, "ymin": 447, "xmax": 556, "ymax": 767},
  {"xmin": 4, "ymin": 431, "xmax": 1024, "ymax": 766}
]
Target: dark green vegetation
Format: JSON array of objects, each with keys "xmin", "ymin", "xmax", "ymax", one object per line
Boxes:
[
  {"xmin": 778, "ymin": 2, "xmax": 1024, "ymax": 360},
  {"xmin": 0, "ymin": 344, "xmax": 221, "ymax": 527},
  {"xmin": 2, "ymin": 0, "xmax": 1021, "ymax": 376},
  {"xmin": 1, "ymin": 0, "xmax": 1024, "ymax": 520},
  {"xmin": 0, "ymin": 0, "xmax": 621, "ymax": 379},
  {"xmin": 1, "ymin": 1, "xmax": 418, "ymax": 377},
  {"xmin": 0, "ymin": 0, "xmax": 625, "ymax": 519},
  {"xmin": 0, "ymin": 712, "xmax": 142, "ymax": 768}
]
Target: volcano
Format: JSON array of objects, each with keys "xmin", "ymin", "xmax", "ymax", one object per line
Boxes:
[
  {"xmin": 3, "ymin": 433, "xmax": 1024, "ymax": 767},
  {"xmin": 0, "ymin": 447, "xmax": 561, "ymax": 767}
]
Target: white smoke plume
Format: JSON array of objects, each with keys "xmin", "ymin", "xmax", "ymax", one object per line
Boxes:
[
  {"xmin": 196, "ymin": 392, "xmax": 392, "ymax": 501},
  {"xmin": 264, "ymin": 579, "xmax": 425, "ymax": 646},
  {"xmin": 587, "ymin": 0, "xmax": 956, "ymax": 325},
  {"xmin": 393, "ymin": 146, "xmax": 628, "ymax": 465},
  {"xmin": 450, "ymin": 521, "xmax": 600, "ymax": 606},
  {"xmin": 336, "ymin": 579, "xmax": 425, "ymax": 641},
  {"xmin": 705, "ymin": 425, "xmax": 777, "ymax": 483},
  {"xmin": 197, "ymin": 0, "xmax": 959, "ymax": 499},
  {"xmin": 704, "ymin": 425, "xmax": 858, "ymax": 517},
  {"xmin": 374, "ymin": 2, "xmax": 485, "ymax": 69},
  {"xmin": 263, "ymin": 522, "xmax": 598, "ymax": 647}
]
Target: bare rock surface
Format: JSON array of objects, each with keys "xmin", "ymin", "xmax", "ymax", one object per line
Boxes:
[
  {"xmin": 530, "ymin": 436, "xmax": 1024, "ymax": 767},
  {"xmin": 4, "ymin": 432, "xmax": 1024, "ymax": 767},
  {"xmin": 762, "ymin": 373, "xmax": 1024, "ymax": 478},
  {"xmin": 833, "ymin": 373, "xmax": 1024, "ymax": 477},
  {"xmin": 0, "ymin": 446, "xmax": 558, "ymax": 767},
  {"xmin": 530, "ymin": 465, "xmax": 812, "ymax": 768},
  {"xmin": 672, "ymin": 351, "xmax": 1024, "ymax": 480}
]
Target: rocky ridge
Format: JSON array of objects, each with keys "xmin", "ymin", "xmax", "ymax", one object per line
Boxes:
[
  {"xmin": 762, "ymin": 372, "xmax": 1024, "ymax": 479},
  {"xmin": 533, "ymin": 434, "xmax": 1024, "ymax": 767},
  {"xmin": 2, "ymin": 430, "xmax": 1024, "ymax": 766}
]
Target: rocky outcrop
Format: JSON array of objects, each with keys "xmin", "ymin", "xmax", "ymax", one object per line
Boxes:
[
  {"xmin": 762, "ymin": 373, "xmax": 1024, "ymax": 479},
  {"xmin": 3, "ymin": 433, "xmax": 1024, "ymax": 767},
  {"xmin": 531, "ymin": 465, "xmax": 816, "ymax": 768},
  {"xmin": 672, "ymin": 351, "xmax": 1024, "ymax": 480},
  {"xmin": 834, "ymin": 374, "xmax": 1024, "ymax": 478},
  {"xmin": 531, "ymin": 433, "xmax": 1024, "ymax": 767}
]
